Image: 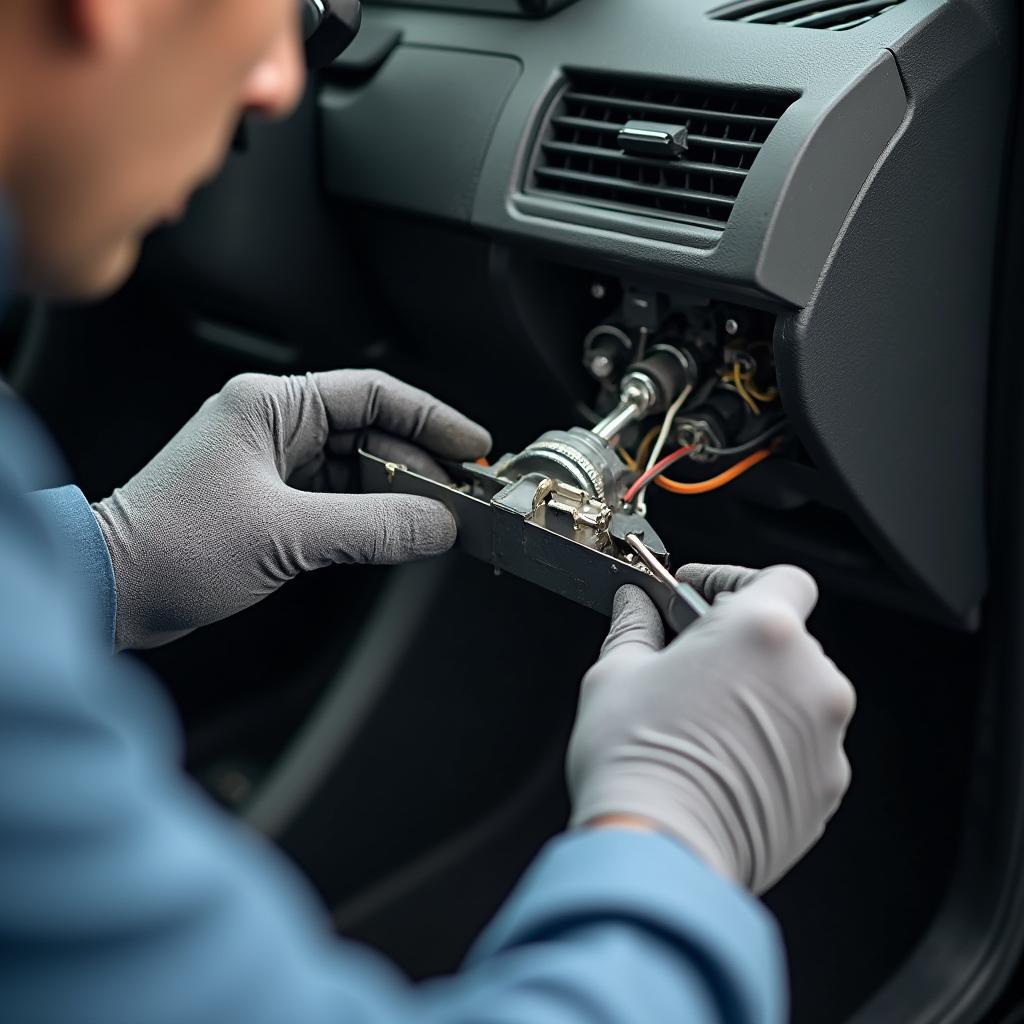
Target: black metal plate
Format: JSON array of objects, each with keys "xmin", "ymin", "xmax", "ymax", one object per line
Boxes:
[{"xmin": 360, "ymin": 450, "xmax": 703, "ymax": 634}]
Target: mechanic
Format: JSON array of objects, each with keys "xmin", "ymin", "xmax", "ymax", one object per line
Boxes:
[{"xmin": 0, "ymin": 2, "xmax": 856, "ymax": 1022}]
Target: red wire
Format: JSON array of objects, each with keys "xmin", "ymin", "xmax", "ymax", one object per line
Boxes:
[{"xmin": 623, "ymin": 445, "xmax": 697, "ymax": 503}]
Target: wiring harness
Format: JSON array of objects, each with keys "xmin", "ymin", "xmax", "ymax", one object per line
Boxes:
[{"xmin": 617, "ymin": 349, "xmax": 788, "ymax": 510}]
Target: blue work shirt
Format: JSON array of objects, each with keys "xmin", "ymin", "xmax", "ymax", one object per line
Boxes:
[{"xmin": 0, "ymin": 209, "xmax": 787, "ymax": 1024}]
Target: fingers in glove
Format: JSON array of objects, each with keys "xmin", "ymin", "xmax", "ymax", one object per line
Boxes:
[
  {"xmin": 216, "ymin": 372, "xmax": 329, "ymax": 480},
  {"xmin": 280, "ymin": 490, "xmax": 458, "ymax": 567},
  {"xmin": 599, "ymin": 585, "xmax": 666, "ymax": 660},
  {"xmin": 676, "ymin": 562, "xmax": 760, "ymax": 601},
  {"xmin": 720, "ymin": 564, "xmax": 820, "ymax": 628},
  {"xmin": 313, "ymin": 370, "xmax": 492, "ymax": 461},
  {"xmin": 317, "ymin": 431, "xmax": 452, "ymax": 492},
  {"xmin": 286, "ymin": 452, "xmax": 329, "ymax": 492}
]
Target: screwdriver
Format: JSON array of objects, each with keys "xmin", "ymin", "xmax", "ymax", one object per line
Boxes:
[{"xmin": 625, "ymin": 533, "xmax": 710, "ymax": 620}]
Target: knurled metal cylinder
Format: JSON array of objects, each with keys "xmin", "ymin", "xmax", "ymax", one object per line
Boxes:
[{"xmin": 499, "ymin": 428, "xmax": 631, "ymax": 503}]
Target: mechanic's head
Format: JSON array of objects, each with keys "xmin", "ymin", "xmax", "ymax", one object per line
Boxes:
[{"xmin": 0, "ymin": 0, "xmax": 304, "ymax": 299}]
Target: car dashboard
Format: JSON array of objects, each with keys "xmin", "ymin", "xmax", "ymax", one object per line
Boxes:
[{"xmin": 283, "ymin": 0, "xmax": 1010, "ymax": 628}]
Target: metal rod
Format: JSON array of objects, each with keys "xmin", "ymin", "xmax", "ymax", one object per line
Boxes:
[
  {"xmin": 625, "ymin": 533, "xmax": 710, "ymax": 618},
  {"xmin": 625, "ymin": 533, "xmax": 678, "ymax": 588},
  {"xmin": 591, "ymin": 400, "xmax": 642, "ymax": 442}
]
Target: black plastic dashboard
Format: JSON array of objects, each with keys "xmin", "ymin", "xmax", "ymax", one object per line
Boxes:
[{"xmin": 317, "ymin": 0, "xmax": 1014, "ymax": 627}]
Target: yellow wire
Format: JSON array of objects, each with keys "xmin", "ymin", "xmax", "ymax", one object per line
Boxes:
[
  {"xmin": 625, "ymin": 363, "xmax": 776, "ymax": 472},
  {"xmin": 732, "ymin": 362, "xmax": 761, "ymax": 416},
  {"xmin": 744, "ymin": 380, "xmax": 778, "ymax": 403},
  {"xmin": 719, "ymin": 368, "xmax": 764, "ymax": 410}
]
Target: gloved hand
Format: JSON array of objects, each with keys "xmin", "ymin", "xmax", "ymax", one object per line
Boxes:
[
  {"xmin": 92, "ymin": 370, "xmax": 491, "ymax": 651},
  {"xmin": 567, "ymin": 563, "xmax": 855, "ymax": 895}
]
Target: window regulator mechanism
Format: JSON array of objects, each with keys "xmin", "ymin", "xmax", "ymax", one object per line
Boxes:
[{"xmin": 360, "ymin": 347, "xmax": 710, "ymax": 634}]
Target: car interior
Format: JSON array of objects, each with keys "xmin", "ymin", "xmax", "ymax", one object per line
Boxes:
[{"xmin": 3, "ymin": 0, "xmax": 1024, "ymax": 1019}]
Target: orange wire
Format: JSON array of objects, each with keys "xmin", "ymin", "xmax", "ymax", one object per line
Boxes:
[{"xmin": 653, "ymin": 447, "xmax": 773, "ymax": 495}]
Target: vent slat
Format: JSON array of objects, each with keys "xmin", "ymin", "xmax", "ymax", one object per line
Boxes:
[
  {"xmin": 710, "ymin": 0, "xmax": 788, "ymax": 17},
  {"xmin": 724, "ymin": 0, "xmax": 852, "ymax": 19},
  {"xmin": 528, "ymin": 74, "xmax": 793, "ymax": 228},
  {"xmin": 541, "ymin": 140, "xmax": 750, "ymax": 180},
  {"xmin": 788, "ymin": 0, "xmax": 895, "ymax": 26},
  {"xmin": 534, "ymin": 167, "xmax": 738, "ymax": 209},
  {"xmin": 740, "ymin": 0, "xmax": 851, "ymax": 21},
  {"xmin": 819, "ymin": 12, "xmax": 879, "ymax": 27},
  {"xmin": 531, "ymin": 194, "xmax": 732, "ymax": 232},
  {"xmin": 562, "ymin": 90, "xmax": 780, "ymax": 128},
  {"xmin": 551, "ymin": 116, "xmax": 765, "ymax": 154},
  {"xmin": 712, "ymin": 0, "xmax": 904, "ymax": 28}
]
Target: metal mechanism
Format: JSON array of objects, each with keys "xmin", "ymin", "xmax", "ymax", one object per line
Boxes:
[
  {"xmin": 495, "ymin": 427, "xmax": 626, "ymax": 502},
  {"xmin": 532, "ymin": 479, "xmax": 613, "ymax": 547},
  {"xmin": 360, "ymin": 387, "xmax": 709, "ymax": 633},
  {"xmin": 592, "ymin": 375, "xmax": 658, "ymax": 441},
  {"xmin": 359, "ymin": 335, "xmax": 715, "ymax": 632},
  {"xmin": 624, "ymin": 534, "xmax": 711, "ymax": 620},
  {"xmin": 360, "ymin": 450, "xmax": 706, "ymax": 634},
  {"xmin": 358, "ymin": 330, "xmax": 724, "ymax": 632},
  {"xmin": 592, "ymin": 343, "xmax": 698, "ymax": 443}
]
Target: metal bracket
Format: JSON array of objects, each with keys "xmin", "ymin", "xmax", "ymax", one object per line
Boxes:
[{"xmin": 360, "ymin": 450, "xmax": 707, "ymax": 634}]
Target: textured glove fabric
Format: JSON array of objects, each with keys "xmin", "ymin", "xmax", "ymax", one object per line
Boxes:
[
  {"xmin": 675, "ymin": 562, "xmax": 761, "ymax": 599},
  {"xmin": 567, "ymin": 565, "xmax": 856, "ymax": 895},
  {"xmin": 93, "ymin": 370, "xmax": 491, "ymax": 651}
]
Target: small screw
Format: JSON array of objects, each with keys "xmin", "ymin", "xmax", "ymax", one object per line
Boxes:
[
  {"xmin": 724, "ymin": 318, "xmax": 740, "ymax": 336},
  {"xmin": 589, "ymin": 353, "xmax": 615, "ymax": 379},
  {"xmin": 590, "ymin": 282, "xmax": 607, "ymax": 300}
]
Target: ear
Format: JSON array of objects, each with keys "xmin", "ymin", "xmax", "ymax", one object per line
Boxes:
[{"xmin": 60, "ymin": 0, "xmax": 144, "ymax": 54}]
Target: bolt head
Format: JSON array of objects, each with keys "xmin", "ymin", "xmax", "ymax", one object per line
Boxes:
[
  {"xmin": 724, "ymin": 318, "xmax": 740, "ymax": 336},
  {"xmin": 589, "ymin": 354, "xmax": 614, "ymax": 379},
  {"xmin": 590, "ymin": 282, "xmax": 607, "ymax": 300}
]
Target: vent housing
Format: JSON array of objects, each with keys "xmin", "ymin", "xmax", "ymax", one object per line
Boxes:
[
  {"xmin": 526, "ymin": 74, "xmax": 794, "ymax": 229},
  {"xmin": 711, "ymin": 0, "xmax": 904, "ymax": 31}
]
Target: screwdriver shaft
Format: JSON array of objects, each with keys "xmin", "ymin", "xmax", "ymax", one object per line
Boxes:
[{"xmin": 625, "ymin": 533, "xmax": 710, "ymax": 618}]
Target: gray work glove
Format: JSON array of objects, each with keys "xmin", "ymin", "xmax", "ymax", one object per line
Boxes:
[
  {"xmin": 567, "ymin": 563, "xmax": 855, "ymax": 895},
  {"xmin": 92, "ymin": 370, "xmax": 491, "ymax": 651}
]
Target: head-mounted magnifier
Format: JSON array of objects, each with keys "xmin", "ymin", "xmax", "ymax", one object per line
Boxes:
[{"xmin": 301, "ymin": 0, "xmax": 362, "ymax": 70}]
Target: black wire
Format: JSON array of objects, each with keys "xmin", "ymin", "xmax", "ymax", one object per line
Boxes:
[
  {"xmin": 689, "ymin": 375, "xmax": 720, "ymax": 410},
  {"xmin": 703, "ymin": 420, "xmax": 789, "ymax": 457}
]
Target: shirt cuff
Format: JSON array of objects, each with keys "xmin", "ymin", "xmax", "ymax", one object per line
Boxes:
[
  {"xmin": 29, "ymin": 484, "xmax": 116, "ymax": 651},
  {"xmin": 469, "ymin": 828, "xmax": 787, "ymax": 1024}
]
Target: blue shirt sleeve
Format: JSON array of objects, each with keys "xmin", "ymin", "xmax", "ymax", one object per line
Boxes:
[
  {"xmin": 0, "ymin": 397, "xmax": 787, "ymax": 1024},
  {"xmin": 29, "ymin": 483, "xmax": 117, "ymax": 650}
]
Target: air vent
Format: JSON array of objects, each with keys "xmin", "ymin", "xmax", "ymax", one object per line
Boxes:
[
  {"xmin": 526, "ymin": 74, "xmax": 793, "ymax": 229},
  {"xmin": 711, "ymin": 0, "xmax": 903, "ymax": 31}
]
